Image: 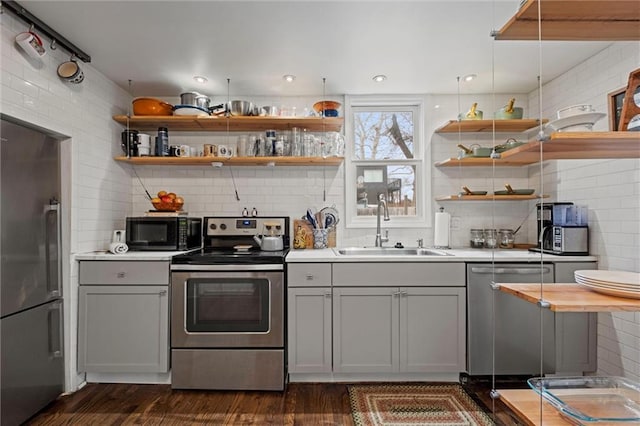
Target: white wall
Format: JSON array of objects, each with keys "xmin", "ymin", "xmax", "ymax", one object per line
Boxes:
[
  {"xmin": 527, "ymin": 41, "xmax": 640, "ymax": 381},
  {"xmin": 1, "ymin": 12, "xmax": 131, "ymax": 390}
]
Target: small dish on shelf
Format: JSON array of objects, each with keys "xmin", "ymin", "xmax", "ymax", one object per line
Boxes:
[
  {"xmin": 527, "ymin": 376, "xmax": 640, "ymax": 424},
  {"xmin": 173, "ymin": 105, "xmax": 210, "ymax": 117},
  {"xmin": 545, "ymin": 112, "xmax": 606, "ymax": 133}
]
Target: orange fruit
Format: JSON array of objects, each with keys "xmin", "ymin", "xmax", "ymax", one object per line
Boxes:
[{"xmin": 157, "ymin": 190, "xmax": 167, "ymax": 198}]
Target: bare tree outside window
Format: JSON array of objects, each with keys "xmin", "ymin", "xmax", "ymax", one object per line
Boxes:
[{"xmin": 353, "ymin": 110, "xmax": 417, "ymax": 217}]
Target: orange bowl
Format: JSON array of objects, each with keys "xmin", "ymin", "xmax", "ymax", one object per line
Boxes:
[
  {"xmin": 133, "ymin": 97, "xmax": 173, "ymax": 116},
  {"xmin": 313, "ymin": 100, "xmax": 341, "ymax": 113}
]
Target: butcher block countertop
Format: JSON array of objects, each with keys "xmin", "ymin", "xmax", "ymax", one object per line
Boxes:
[{"xmin": 497, "ymin": 283, "xmax": 640, "ymax": 312}]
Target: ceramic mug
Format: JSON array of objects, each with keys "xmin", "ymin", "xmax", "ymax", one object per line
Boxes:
[
  {"xmin": 15, "ymin": 31, "xmax": 46, "ymax": 59},
  {"xmin": 218, "ymin": 144, "xmax": 231, "ymax": 157},
  {"xmin": 176, "ymin": 144, "xmax": 191, "ymax": 157},
  {"xmin": 57, "ymin": 59, "xmax": 84, "ymax": 84},
  {"xmin": 203, "ymin": 144, "xmax": 216, "ymax": 157},
  {"xmin": 137, "ymin": 133, "xmax": 151, "ymax": 147}
]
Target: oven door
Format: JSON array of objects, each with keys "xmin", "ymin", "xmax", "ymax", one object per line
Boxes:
[{"xmin": 171, "ymin": 268, "xmax": 283, "ymax": 348}]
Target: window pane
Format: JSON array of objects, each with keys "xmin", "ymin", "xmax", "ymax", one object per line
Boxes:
[
  {"xmin": 353, "ymin": 111, "xmax": 414, "ymax": 160},
  {"xmin": 355, "ymin": 165, "xmax": 416, "ymax": 217}
]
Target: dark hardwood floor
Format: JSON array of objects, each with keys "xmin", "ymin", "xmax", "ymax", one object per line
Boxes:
[{"xmin": 26, "ymin": 381, "xmax": 524, "ymax": 425}]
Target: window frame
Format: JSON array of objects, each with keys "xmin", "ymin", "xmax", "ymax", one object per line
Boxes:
[{"xmin": 344, "ymin": 95, "xmax": 430, "ymax": 229}]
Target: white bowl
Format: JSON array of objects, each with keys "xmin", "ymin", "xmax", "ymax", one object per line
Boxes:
[
  {"xmin": 545, "ymin": 112, "xmax": 606, "ymax": 133},
  {"xmin": 556, "ymin": 104, "xmax": 594, "ymax": 119}
]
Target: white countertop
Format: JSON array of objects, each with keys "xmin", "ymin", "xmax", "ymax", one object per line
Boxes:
[
  {"xmin": 286, "ymin": 248, "xmax": 598, "ymax": 263},
  {"xmin": 75, "ymin": 250, "xmax": 191, "ymax": 261}
]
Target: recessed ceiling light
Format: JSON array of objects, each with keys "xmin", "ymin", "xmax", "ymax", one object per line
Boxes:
[
  {"xmin": 283, "ymin": 74, "xmax": 296, "ymax": 83},
  {"xmin": 372, "ymin": 74, "xmax": 387, "ymax": 82},
  {"xmin": 193, "ymin": 76, "xmax": 208, "ymax": 84},
  {"xmin": 434, "ymin": 104, "xmax": 441, "ymax": 109},
  {"xmin": 463, "ymin": 74, "xmax": 477, "ymax": 82}
]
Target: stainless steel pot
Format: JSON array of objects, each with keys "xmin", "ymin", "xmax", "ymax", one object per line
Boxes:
[
  {"xmin": 195, "ymin": 95, "xmax": 210, "ymax": 110},
  {"xmin": 180, "ymin": 92, "xmax": 200, "ymax": 106}
]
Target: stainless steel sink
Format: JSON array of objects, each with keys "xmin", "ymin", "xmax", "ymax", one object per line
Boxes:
[{"xmin": 334, "ymin": 247, "xmax": 452, "ymax": 256}]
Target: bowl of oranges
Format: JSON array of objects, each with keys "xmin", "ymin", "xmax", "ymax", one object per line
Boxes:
[{"xmin": 150, "ymin": 191, "xmax": 184, "ymax": 211}]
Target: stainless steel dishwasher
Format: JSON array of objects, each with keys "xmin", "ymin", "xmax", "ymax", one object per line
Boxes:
[{"xmin": 467, "ymin": 263, "xmax": 555, "ymax": 376}]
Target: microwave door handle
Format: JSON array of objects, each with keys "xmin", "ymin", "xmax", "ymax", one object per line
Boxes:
[{"xmin": 44, "ymin": 200, "xmax": 62, "ymax": 298}]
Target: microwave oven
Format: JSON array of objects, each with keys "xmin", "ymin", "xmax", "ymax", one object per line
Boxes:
[{"xmin": 126, "ymin": 216, "xmax": 202, "ymax": 251}]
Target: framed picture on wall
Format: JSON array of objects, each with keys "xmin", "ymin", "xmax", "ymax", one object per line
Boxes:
[{"xmin": 608, "ymin": 87, "xmax": 626, "ymax": 131}]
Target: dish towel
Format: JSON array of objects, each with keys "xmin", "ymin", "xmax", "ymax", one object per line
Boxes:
[{"xmin": 109, "ymin": 242, "xmax": 129, "ymax": 254}]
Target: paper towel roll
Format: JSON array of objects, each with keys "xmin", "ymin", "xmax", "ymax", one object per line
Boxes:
[
  {"xmin": 109, "ymin": 242, "xmax": 129, "ymax": 254},
  {"xmin": 434, "ymin": 210, "xmax": 450, "ymax": 248}
]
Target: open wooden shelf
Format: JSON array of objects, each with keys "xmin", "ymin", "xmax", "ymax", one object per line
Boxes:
[
  {"xmin": 494, "ymin": 0, "xmax": 640, "ymax": 41},
  {"xmin": 498, "ymin": 283, "xmax": 640, "ymax": 312},
  {"xmin": 436, "ymin": 132, "xmax": 640, "ymax": 167},
  {"xmin": 498, "ymin": 389, "xmax": 572, "ymax": 426},
  {"xmin": 114, "ymin": 156, "xmax": 344, "ymax": 167},
  {"xmin": 434, "ymin": 119, "xmax": 545, "ymax": 133},
  {"xmin": 435, "ymin": 194, "xmax": 548, "ymax": 201},
  {"xmin": 113, "ymin": 115, "xmax": 343, "ymax": 132}
]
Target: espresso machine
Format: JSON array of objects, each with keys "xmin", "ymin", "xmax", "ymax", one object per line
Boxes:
[{"xmin": 529, "ymin": 202, "xmax": 589, "ymax": 255}]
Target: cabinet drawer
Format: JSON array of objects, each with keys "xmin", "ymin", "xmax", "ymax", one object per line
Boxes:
[
  {"xmin": 79, "ymin": 261, "xmax": 169, "ymax": 285},
  {"xmin": 333, "ymin": 262, "xmax": 465, "ymax": 287},
  {"xmin": 288, "ymin": 263, "xmax": 332, "ymax": 287}
]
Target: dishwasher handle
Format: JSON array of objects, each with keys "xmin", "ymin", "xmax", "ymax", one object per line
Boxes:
[{"xmin": 470, "ymin": 266, "xmax": 551, "ymax": 275}]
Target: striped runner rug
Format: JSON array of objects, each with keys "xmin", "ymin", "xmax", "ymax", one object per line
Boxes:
[{"xmin": 348, "ymin": 383, "xmax": 495, "ymax": 426}]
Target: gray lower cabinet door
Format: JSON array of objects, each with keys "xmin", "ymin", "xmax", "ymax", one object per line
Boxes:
[
  {"xmin": 78, "ymin": 285, "xmax": 169, "ymax": 373},
  {"xmin": 333, "ymin": 287, "xmax": 399, "ymax": 373},
  {"xmin": 399, "ymin": 287, "xmax": 466, "ymax": 373},
  {"xmin": 287, "ymin": 287, "xmax": 332, "ymax": 373}
]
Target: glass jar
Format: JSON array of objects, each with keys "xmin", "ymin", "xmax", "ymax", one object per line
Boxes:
[
  {"xmin": 483, "ymin": 229, "xmax": 498, "ymax": 248},
  {"xmin": 470, "ymin": 229, "xmax": 484, "ymax": 248},
  {"xmin": 499, "ymin": 229, "xmax": 515, "ymax": 249}
]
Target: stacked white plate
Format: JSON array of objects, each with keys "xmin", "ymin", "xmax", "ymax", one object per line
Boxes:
[
  {"xmin": 574, "ymin": 270, "xmax": 640, "ymax": 299},
  {"xmin": 545, "ymin": 112, "xmax": 606, "ymax": 133}
]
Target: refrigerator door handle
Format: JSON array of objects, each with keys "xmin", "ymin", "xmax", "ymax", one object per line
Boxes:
[
  {"xmin": 44, "ymin": 201, "xmax": 62, "ymax": 298},
  {"xmin": 48, "ymin": 300, "xmax": 64, "ymax": 358}
]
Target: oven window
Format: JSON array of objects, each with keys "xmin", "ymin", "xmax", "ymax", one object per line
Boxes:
[{"xmin": 185, "ymin": 278, "xmax": 270, "ymax": 333}]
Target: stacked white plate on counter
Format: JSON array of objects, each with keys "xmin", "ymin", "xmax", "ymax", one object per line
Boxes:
[
  {"xmin": 545, "ymin": 104, "xmax": 606, "ymax": 133},
  {"xmin": 575, "ymin": 270, "xmax": 640, "ymax": 299}
]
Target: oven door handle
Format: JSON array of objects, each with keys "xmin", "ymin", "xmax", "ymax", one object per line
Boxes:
[{"xmin": 170, "ymin": 264, "xmax": 283, "ymax": 272}]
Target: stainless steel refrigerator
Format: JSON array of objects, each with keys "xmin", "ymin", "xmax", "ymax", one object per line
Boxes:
[{"xmin": 1, "ymin": 118, "xmax": 64, "ymax": 425}]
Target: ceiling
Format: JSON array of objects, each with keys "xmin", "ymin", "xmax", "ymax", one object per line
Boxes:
[{"xmin": 19, "ymin": 0, "xmax": 610, "ymax": 97}]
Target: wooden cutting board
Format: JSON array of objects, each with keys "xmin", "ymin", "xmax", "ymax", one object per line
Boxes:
[{"xmin": 293, "ymin": 219, "xmax": 314, "ymax": 249}]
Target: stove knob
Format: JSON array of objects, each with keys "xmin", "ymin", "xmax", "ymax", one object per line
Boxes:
[
  {"xmin": 209, "ymin": 223, "xmax": 217, "ymax": 230},
  {"xmin": 220, "ymin": 223, "xmax": 227, "ymax": 230}
]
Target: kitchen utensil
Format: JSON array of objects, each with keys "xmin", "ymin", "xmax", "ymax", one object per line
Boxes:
[
  {"xmin": 262, "ymin": 105, "xmax": 279, "ymax": 117},
  {"xmin": 195, "ymin": 95, "xmax": 210, "ymax": 110},
  {"xmin": 227, "ymin": 100, "xmax": 254, "ymax": 116},
  {"xmin": 556, "ymin": 104, "xmax": 594, "ymax": 119},
  {"xmin": 319, "ymin": 205, "xmax": 339, "ymax": 227},
  {"xmin": 458, "ymin": 102, "xmax": 483, "ymax": 120},
  {"xmin": 180, "ymin": 92, "xmax": 203, "ymax": 107},
  {"xmin": 461, "ymin": 186, "xmax": 488, "ymax": 196},
  {"xmin": 57, "ymin": 59, "xmax": 84, "ymax": 84},
  {"xmin": 527, "ymin": 376, "xmax": 640, "ymax": 424},
  {"xmin": 494, "ymin": 183, "xmax": 535, "ymax": 195},
  {"xmin": 306, "ymin": 208, "xmax": 317, "ymax": 228},
  {"xmin": 313, "ymin": 100, "xmax": 341, "ymax": 114},
  {"xmin": 494, "ymin": 98, "xmax": 523, "ymax": 119},
  {"xmin": 15, "ymin": 31, "xmax": 46, "ymax": 59},
  {"xmin": 494, "ymin": 137, "xmax": 525, "ymax": 153},
  {"xmin": 132, "ymin": 97, "xmax": 173, "ymax": 116},
  {"xmin": 173, "ymin": 105, "xmax": 210, "ymax": 116},
  {"xmin": 253, "ymin": 222, "xmax": 284, "ymax": 251},
  {"xmin": 121, "ymin": 129, "xmax": 139, "ymax": 156},
  {"xmin": 457, "ymin": 143, "xmax": 492, "ymax": 157}
]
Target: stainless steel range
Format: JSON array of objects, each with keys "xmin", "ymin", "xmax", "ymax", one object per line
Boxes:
[{"xmin": 170, "ymin": 216, "xmax": 289, "ymax": 391}]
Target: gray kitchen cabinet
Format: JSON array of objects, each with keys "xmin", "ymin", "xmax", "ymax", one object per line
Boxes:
[
  {"xmin": 287, "ymin": 263, "xmax": 333, "ymax": 375},
  {"xmin": 77, "ymin": 261, "xmax": 170, "ymax": 373},
  {"xmin": 553, "ymin": 262, "xmax": 598, "ymax": 374},
  {"xmin": 332, "ymin": 286, "xmax": 466, "ymax": 374},
  {"xmin": 333, "ymin": 287, "xmax": 398, "ymax": 373},
  {"xmin": 287, "ymin": 287, "xmax": 333, "ymax": 373}
]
